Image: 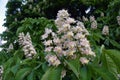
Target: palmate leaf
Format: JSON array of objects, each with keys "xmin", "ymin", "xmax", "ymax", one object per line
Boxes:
[{"xmin": 41, "ymin": 67, "xmax": 62, "ymax": 80}]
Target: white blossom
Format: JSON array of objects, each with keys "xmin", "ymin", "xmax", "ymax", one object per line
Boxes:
[
  {"xmin": 75, "ymin": 33, "xmax": 85, "ymax": 39},
  {"xmin": 45, "ymin": 47, "xmax": 53, "ymax": 52},
  {"xmin": 54, "ymin": 46, "xmax": 62, "ymax": 53},
  {"xmin": 53, "ymin": 38, "xmax": 61, "ymax": 44},
  {"xmin": 45, "ymin": 28, "xmax": 52, "ymax": 34},
  {"xmin": 66, "ymin": 31, "xmax": 74, "ymax": 38},
  {"xmin": 41, "ymin": 33, "xmax": 48, "ymax": 40},
  {"xmin": 66, "ymin": 17, "xmax": 76, "ymax": 24},
  {"xmin": 43, "ymin": 40, "xmax": 52, "ymax": 46}
]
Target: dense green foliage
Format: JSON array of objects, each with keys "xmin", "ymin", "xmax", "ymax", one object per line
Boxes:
[{"xmin": 0, "ymin": 0, "xmax": 120, "ymax": 80}]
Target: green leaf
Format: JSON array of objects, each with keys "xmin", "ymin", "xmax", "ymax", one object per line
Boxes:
[
  {"xmin": 101, "ymin": 49, "xmax": 118, "ymax": 79},
  {"xmin": 11, "ymin": 64, "xmax": 20, "ymax": 75},
  {"xmin": 16, "ymin": 27, "xmax": 25, "ymax": 34},
  {"xmin": 41, "ymin": 67, "xmax": 62, "ymax": 80},
  {"xmin": 65, "ymin": 59, "xmax": 80, "ymax": 79},
  {"xmin": 88, "ymin": 64, "xmax": 117, "ymax": 80},
  {"xmin": 110, "ymin": 39, "xmax": 120, "ymax": 49},
  {"xmin": 80, "ymin": 66, "xmax": 88, "ymax": 80},
  {"xmin": 3, "ymin": 57, "xmax": 14, "ymax": 69},
  {"xmin": 3, "ymin": 68, "xmax": 11, "ymax": 80},
  {"xmin": 103, "ymin": 49, "xmax": 120, "ymax": 72},
  {"xmin": 104, "ymin": 54, "xmax": 118, "ymax": 79},
  {"xmin": 27, "ymin": 71, "xmax": 34, "ymax": 80},
  {"xmin": 15, "ymin": 68, "xmax": 32, "ymax": 80}
]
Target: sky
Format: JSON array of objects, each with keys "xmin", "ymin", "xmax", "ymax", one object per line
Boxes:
[
  {"xmin": 0, "ymin": 0, "xmax": 8, "ymax": 50},
  {"xmin": 0, "ymin": 0, "xmax": 8, "ymax": 34}
]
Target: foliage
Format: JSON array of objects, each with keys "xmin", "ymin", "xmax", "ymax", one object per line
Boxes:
[{"xmin": 0, "ymin": 0, "xmax": 120, "ymax": 80}]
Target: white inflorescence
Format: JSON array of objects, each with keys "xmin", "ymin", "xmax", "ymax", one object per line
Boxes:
[
  {"xmin": 102, "ymin": 25, "xmax": 109, "ymax": 35},
  {"xmin": 18, "ymin": 32, "xmax": 36, "ymax": 59},
  {"xmin": 0, "ymin": 66, "xmax": 3, "ymax": 80},
  {"xmin": 90, "ymin": 16, "xmax": 97, "ymax": 29},
  {"xmin": 42, "ymin": 9, "xmax": 95, "ymax": 67}
]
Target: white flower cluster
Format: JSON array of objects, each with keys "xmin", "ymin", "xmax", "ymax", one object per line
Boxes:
[
  {"xmin": 90, "ymin": 16, "xmax": 97, "ymax": 29},
  {"xmin": 102, "ymin": 25, "xmax": 109, "ymax": 35},
  {"xmin": 0, "ymin": 66, "xmax": 3, "ymax": 80},
  {"xmin": 18, "ymin": 32, "xmax": 36, "ymax": 59},
  {"xmin": 42, "ymin": 9, "xmax": 95, "ymax": 66},
  {"xmin": 117, "ymin": 16, "xmax": 120, "ymax": 25}
]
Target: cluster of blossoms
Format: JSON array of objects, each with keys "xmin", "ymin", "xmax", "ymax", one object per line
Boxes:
[
  {"xmin": 0, "ymin": 66, "xmax": 3, "ymax": 80},
  {"xmin": 90, "ymin": 16, "xmax": 97, "ymax": 29},
  {"xmin": 42, "ymin": 9, "xmax": 95, "ymax": 67},
  {"xmin": 117, "ymin": 16, "xmax": 120, "ymax": 25},
  {"xmin": 18, "ymin": 32, "xmax": 36, "ymax": 59}
]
